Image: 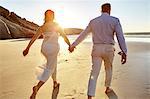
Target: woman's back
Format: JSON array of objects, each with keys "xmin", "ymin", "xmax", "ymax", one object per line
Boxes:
[{"xmin": 41, "ymin": 22, "xmax": 59, "ymax": 44}]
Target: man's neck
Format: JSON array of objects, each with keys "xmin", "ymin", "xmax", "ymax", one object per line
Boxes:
[
  {"xmin": 102, "ymin": 12, "xmax": 110, "ymax": 15},
  {"xmin": 102, "ymin": 11, "xmax": 110, "ymax": 15}
]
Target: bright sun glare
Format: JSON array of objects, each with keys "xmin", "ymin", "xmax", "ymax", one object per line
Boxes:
[{"xmin": 55, "ymin": 7, "xmax": 82, "ymax": 28}]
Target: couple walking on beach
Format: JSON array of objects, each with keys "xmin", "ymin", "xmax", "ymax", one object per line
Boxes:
[{"xmin": 23, "ymin": 3, "xmax": 127, "ymax": 99}]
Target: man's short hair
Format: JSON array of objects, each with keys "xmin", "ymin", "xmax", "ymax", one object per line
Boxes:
[{"xmin": 101, "ymin": 3, "xmax": 111, "ymax": 12}]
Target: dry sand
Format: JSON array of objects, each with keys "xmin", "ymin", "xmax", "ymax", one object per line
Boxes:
[{"xmin": 0, "ymin": 37, "xmax": 150, "ymax": 99}]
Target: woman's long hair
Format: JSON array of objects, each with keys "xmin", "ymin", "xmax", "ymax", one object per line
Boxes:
[{"xmin": 44, "ymin": 10, "xmax": 54, "ymax": 23}]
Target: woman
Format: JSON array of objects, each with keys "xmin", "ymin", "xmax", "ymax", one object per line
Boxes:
[{"xmin": 23, "ymin": 10, "xmax": 70, "ymax": 99}]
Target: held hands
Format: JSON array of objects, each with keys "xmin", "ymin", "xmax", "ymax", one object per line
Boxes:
[
  {"xmin": 68, "ymin": 45, "xmax": 75, "ymax": 53},
  {"xmin": 23, "ymin": 48, "xmax": 29, "ymax": 56},
  {"xmin": 118, "ymin": 51, "xmax": 127, "ymax": 64}
]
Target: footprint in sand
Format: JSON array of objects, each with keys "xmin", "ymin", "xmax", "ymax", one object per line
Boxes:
[{"xmin": 63, "ymin": 89, "xmax": 86, "ymax": 99}]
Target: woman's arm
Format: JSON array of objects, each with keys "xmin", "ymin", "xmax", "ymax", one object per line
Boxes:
[
  {"xmin": 23, "ymin": 27, "xmax": 43, "ymax": 56},
  {"xmin": 58, "ymin": 28, "xmax": 71, "ymax": 46}
]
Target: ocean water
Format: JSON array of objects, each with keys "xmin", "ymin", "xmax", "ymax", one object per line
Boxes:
[
  {"xmin": 0, "ymin": 34, "xmax": 150, "ymax": 44},
  {"xmin": 67, "ymin": 34, "xmax": 150, "ymax": 43},
  {"xmin": 125, "ymin": 35, "xmax": 150, "ymax": 43}
]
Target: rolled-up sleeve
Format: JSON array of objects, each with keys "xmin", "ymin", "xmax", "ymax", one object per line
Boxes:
[
  {"xmin": 115, "ymin": 19, "xmax": 127, "ymax": 54},
  {"xmin": 72, "ymin": 22, "xmax": 92, "ymax": 47}
]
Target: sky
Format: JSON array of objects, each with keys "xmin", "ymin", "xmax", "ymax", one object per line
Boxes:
[{"xmin": 0, "ymin": 0, "xmax": 150, "ymax": 32}]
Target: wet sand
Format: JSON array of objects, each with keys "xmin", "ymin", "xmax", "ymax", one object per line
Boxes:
[{"xmin": 0, "ymin": 37, "xmax": 150, "ymax": 99}]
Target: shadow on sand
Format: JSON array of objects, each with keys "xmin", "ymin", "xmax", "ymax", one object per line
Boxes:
[
  {"xmin": 105, "ymin": 90, "xmax": 118, "ymax": 99},
  {"xmin": 51, "ymin": 84, "xmax": 60, "ymax": 99}
]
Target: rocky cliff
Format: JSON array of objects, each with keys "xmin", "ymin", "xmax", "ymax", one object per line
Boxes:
[
  {"xmin": 0, "ymin": 6, "xmax": 83, "ymax": 40},
  {"xmin": 0, "ymin": 6, "xmax": 39, "ymax": 39}
]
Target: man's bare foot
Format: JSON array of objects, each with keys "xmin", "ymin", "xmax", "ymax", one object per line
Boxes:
[
  {"xmin": 88, "ymin": 95, "xmax": 92, "ymax": 99},
  {"xmin": 105, "ymin": 87, "xmax": 113, "ymax": 94},
  {"xmin": 30, "ymin": 86, "xmax": 38, "ymax": 99}
]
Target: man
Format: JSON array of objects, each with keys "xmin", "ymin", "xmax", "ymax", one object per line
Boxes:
[{"xmin": 69, "ymin": 3, "xmax": 127, "ymax": 99}]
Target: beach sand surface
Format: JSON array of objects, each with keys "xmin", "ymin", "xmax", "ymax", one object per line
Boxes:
[{"xmin": 0, "ymin": 37, "xmax": 150, "ymax": 99}]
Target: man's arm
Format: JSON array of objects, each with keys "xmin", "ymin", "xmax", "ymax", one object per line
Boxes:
[
  {"xmin": 71, "ymin": 22, "xmax": 92, "ymax": 47},
  {"xmin": 115, "ymin": 19, "xmax": 127, "ymax": 54},
  {"xmin": 115, "ymin": 19, "xmax": 127, "ymax": 64}
]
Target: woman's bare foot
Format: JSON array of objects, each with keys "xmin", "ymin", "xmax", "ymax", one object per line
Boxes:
[
  {"xmin": 30, "ymin": 86, "xmax": 38, "ymax": 99},
  {"xmin": 53, "ymin": 81, "xmax": 60, "ymax": 94},
  {"xmin": 52, "ymin": 81, "xmax": 60, "ymax": 99},
  {"xmin": 53, "ymin": 81, "xmax": 60, "ymax": 89}
]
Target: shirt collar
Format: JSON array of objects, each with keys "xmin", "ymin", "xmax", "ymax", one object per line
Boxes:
[{"xmin": 102, "ymin": 12, "xmax": 110, "ymax": 16}]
